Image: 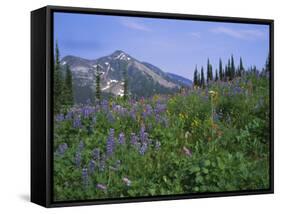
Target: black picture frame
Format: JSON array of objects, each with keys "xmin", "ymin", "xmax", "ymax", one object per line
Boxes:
[{"xmin": 31, "ymin": 5, "xmax": 274, "ymax": 208}]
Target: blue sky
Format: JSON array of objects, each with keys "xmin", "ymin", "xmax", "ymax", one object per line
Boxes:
[{"xmin": 54, "ymin": 12, "xmax": 269, "ymax": 80}]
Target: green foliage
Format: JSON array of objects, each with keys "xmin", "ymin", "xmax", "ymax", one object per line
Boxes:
[
  {"xmin": 219, "ymin": 58, "xmax": 223, "ymax": 81},
  {"xmin": 200, "ymin": 66, "xmax": 205, "ymax": 88},
  {"xmin": 230, "ymin": 54, "xmax": 235, "ymax": 80},
  {"xmin": 193, "ymin": 65, "xmax": 199, "ymax": 87},
  {"xmin": 54, "ymin": 41, "xmax": 74, "ymax": 113},
  {"xmin": 53, "ymin": 72, "xmax": 270, "ymax": 201},
  {"xmin": 95, "ymin": 65, "xmax": 102, "ymax": 102},
  {"xmin": 265, "ymin": 53, "xmax": 270, "ymax": 73},
  {"xmin": 215, "ymin": 69, "xmax": 219, "ymax": 81},
  {"xmin": 54, "ymin": 41, "xmax": 64, "ymax": 113},
  {"xmin": 123, "ymin": 63, "xmax": 129, "ymax": 101},
  {"xmin": 64, "ymin": 65, "xmax": 74, "ymax": 106},
  {"xmin": 207, "ymin": 58, "xmax": 213, "ymax": 83}
]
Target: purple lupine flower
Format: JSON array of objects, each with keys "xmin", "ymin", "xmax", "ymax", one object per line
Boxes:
[
  {"xmin": 129, "ymin": 99, "xmax": 135, "ymax": 106},
  {"xmin": 155, "ymin": 114, "xmax": 161, "ymax": 123},
  {"xmin": 139, "ymin": 143, "xmax": 148, "ymax": 155},
  {"xmin": 82, "ymin": 106, "xmax": 92, "ymax": 118},
  {"xmin": 122, "ymin": 177, "xmax": 132, "ymax": 186},
  {"xmin": 139, "ymin": 126, "xmax": 150, "ymax": 145},
  {"xmin": 139, "ymin": 125, "xmax": 146, "ymax": 142},
  {"xmin": 56, "ymin": 143, "xmax": 68, "ymax": 155},
  {"xmin": 142, "ymin": 105, "xmax": 152, "ymax": 118},
  {"xmin": 55, "ymin": 114, "xmax": 64, "ymax": 122},
  {"xmin": 129, "ymin": 109, "xmax": 136, "ymax": 120},
  {"xmin": 111, "ymin": 102, "xmax": 116, "ymax": 110},
  {"xmin": 130, "ymin": 133, "xmax": 138, "ymax": 146},
  {"xmin": 113, "ymin": 105, "xmax": 127, "ymax": 116},
  {"xmin": 89, "ymin": 160, "xmax": 95, "ymax": 174},
  {"xmin": 154, "ymin": 103, "xmax": 166, "ymax": 114},
  {"xmin": 101, "ymin": 100, "xmax": 109, "ymax": 112},
  {"xmin": 118, "ymin": 132, "xmax": 125, "ymax": 145},
  {"xmin": 65, "ymin": 111, "xmax": 73, "ymax": 120},
  {"xmin": 96, "ymin": 183, "xmax": 107, "ymax": 191},
  {"xmin": 232, "ymin": 86, "xmax": 243, "ymax": 95},
  {"xmin": 106, "ymin": 129, "xmax": 115, "ymax": 156},
  {"xmin": 95, "ymin": 104, "xmax": 100, "ymax": 112},
  {"xmin": 92, "ymin": 148, "xmax": 100, "ymax": 161},
  {"xmin": 73, "ymin": 117, "xmax": 82, "ymax": 128},
  {"xmin": 146, "ymin": 104, "xmax": 153, "ymax": 115},
  {"xmin": 82, "ymin": 167, "xmax": 89, "ymax": 188},
  {"xmin": 75, "ymin": 151, "xmax": 82, "ymax": 167}
]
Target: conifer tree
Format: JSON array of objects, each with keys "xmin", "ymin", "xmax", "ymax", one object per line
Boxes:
[
  {"xmin": 210, "ymin": 64, "xmax": 213, "ymax": 81},
  {"xmin": 253, "ymin": 65, "xmax": 257, "ymax": 74},
  {"xmin": 54, "ymin": 41, "xmax": 64, "ymax": 113},
  {"xmin": 230, "ymin": 55, "xmax": 235, "ymax": 79},
  {"xmin": 238, "ymin": 57, "xmax": 244, "ymax": 77},
  {"xmin": 95, "ymin": 65, "xmax": 101, "ymax": 102},
  {"xmin": 207, "ymin": 59, "xmax": 211, "ymax": 83},
  {"xmin": 193, "ymin": 65, "xmax": 198, "ymax": 87},
  {"xmin": 222, "ymin": 70, "xmax": 225, "ymax": 81},
  {"xmin": 64, "ymin": 64, "xmax": 74, "ymax": 106},
  {"xmin": 219, "ymin": 58, "xmax": 223, "ymax": 81},
  {"xmin": 123, "ymin": 63, "xmax": 129, "ymax": 100},
  {"xmin": 200, "ymin": 66, "xmax": 205, "ymax": 88},
  {"xmin": 265, "ymin": 53, "xmax": 270, "ymax": 72},
  {"xmin": 215, "ymin": 69, "xmax": 219, "ymax": 81},
  {"xmin": 224, "ymin": 65, "xmax": 228, "ymax": 81},
  {"xmin": 227, "ymin": 59, "xmax": 231, "ymax": 80}
]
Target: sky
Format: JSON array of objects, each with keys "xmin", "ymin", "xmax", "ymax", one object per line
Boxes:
[{"xmin": 54, "ymin": 12, "xmax": 270, "ymax": 80}]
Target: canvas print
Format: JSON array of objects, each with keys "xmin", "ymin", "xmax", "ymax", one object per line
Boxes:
[{"xmin": 53, "ymin": 12, "xmax": 271, "ymax": 202}]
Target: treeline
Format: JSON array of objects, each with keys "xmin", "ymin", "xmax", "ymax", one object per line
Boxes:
[
  {"xmin": 193, "ymin": 54, "xmax": 270, "ymax": 88},
  {"xmin": 54, "ymin": 41, "xmax": 74, "ymax": 113}
]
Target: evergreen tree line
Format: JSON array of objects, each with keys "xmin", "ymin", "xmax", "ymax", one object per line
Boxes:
[
  {"xmin": 193, "ymin": 55, "xmax": 248, "ymax": 88},
  {"xmin": 193, "ymin": 54, "xmax": 270, "ymax": 88},
  {"xmin": 54, "ymin": 41, "xmax": 74, "ymax": 113}
]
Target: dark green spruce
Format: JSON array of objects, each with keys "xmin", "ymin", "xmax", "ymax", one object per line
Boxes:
[
  {"xmin": 200, "ymin": 66, "xmax": 205, "ymax": 88},
  {"xmin": 95, "ymin": 65, "xmax": 101, "ymax": 102},
  {"xmin": 54, "ymin": 41, "xmax": 64, "ymax": 113},
  {"xmin": 193, "ymin": 65, "xmax": 199, "ymax": 87},
  {"xmin": 219, "ymin": 58, "xmax": 223, "ymax": 81},
  {"xmin": 123, "ymin": 63, "xmax": 129, "ymax": 101},
  {"xmin": 64, "ymin": 64, "xmax": 74, "ymax": 106}
]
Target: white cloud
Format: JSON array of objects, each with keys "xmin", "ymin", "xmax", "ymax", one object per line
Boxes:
[
  {"xmin": 210, "ymin": 26, "xmax": 266, "ymax": 40},
  {"xmin": 120, "ymin": 19, "xmax": 151, "ymax": 32}
]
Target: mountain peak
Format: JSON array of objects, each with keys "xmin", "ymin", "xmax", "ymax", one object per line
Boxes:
[
  {"xmin": 112, "ymin": 50, "xmax": 126, "ymax": 55},
  {"xmin": 110, "ymin": 50, "xmax": 131, "ymax": 61}
]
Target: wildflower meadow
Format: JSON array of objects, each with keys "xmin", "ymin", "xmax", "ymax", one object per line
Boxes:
[{"xmin": 53, "ymin": 72, "xmax": 270, "ymax": 201}]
